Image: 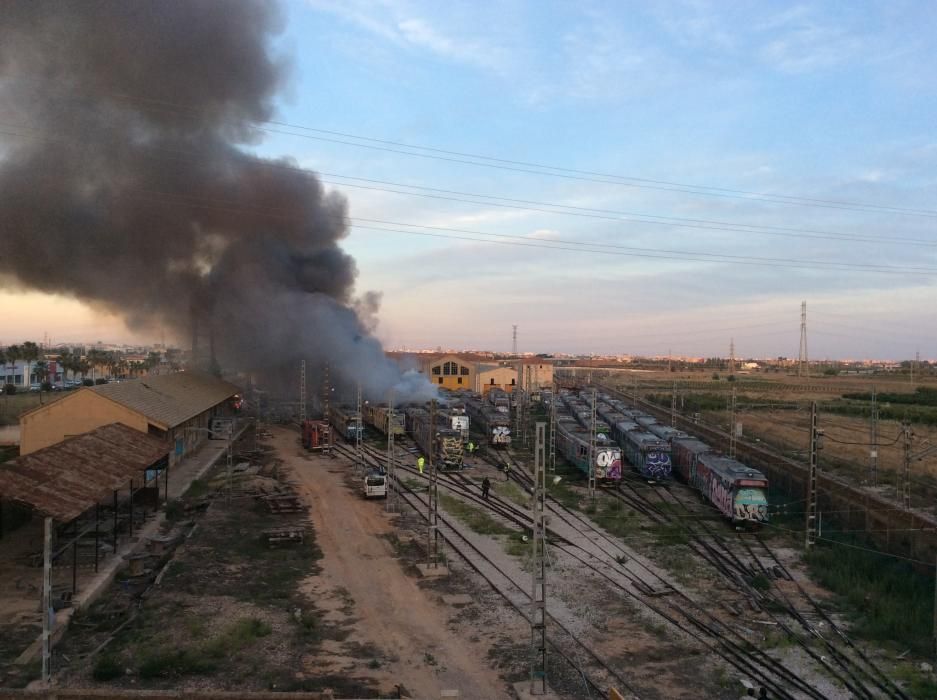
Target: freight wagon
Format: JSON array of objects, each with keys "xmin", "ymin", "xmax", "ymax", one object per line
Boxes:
[
  {"xmin": 363, "ymin": 403, "xmax": 405, "ymax": 437},
  {"xmin": 466, "ymin": 399, "xmax": 511, "ymax": 447},
  {"xmin": 301, "ymin": 419, "xmax": 331, "ymax": 452},
  {"xmin": 646, "ymin": 424, "xmax": 687, "ymax": 444},
  {"xmin": 555, "ymin": 420, "xmax": 622, "ymax": 481},
  {"xmin": 672, "ymin": 438, "xmax": 769, "ymax": 524},
  {"xmin": 406, "ymin": 408, "xmax": 464, "ymax": 471},
  {"xmin": 329, "ymin": 405, "xmax": 363, "ymax": 442}
]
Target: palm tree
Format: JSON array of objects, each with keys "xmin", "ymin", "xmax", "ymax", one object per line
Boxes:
[
  {"xmin": 20, "ymin": 341, "xmax": 40, "ymax": 386},
  {"xmin": 4, "ymin": 344, "xmax": 21, "ymax": 391},
  {"xmin": 33, "ymin": 360, "xmax": 49, "ymax": 404},
  {"xmin": 86, "ymin": 349, "xmax": 106, "ymax": 382}
]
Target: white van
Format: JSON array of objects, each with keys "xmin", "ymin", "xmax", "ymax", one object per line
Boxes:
[{"xmin": 363, "ymin": 470, "xmax": 387, "ymax": 498}]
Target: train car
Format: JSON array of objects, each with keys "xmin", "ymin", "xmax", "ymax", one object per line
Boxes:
[
  {"xmin": 466, "ymin": 399, "xmax": 512, "ymax": 447},
  {"xmin": 672, "ymin": 438, "xmax": 769, "ymax": 524},
  {"xmin": 635, "ymin": 415, "xmax": 658, "ymax": 430},
  {"xmin": 487, "ymin": 388, "xmax": 511, "ymax": 414},
  {"xmin": 617, "ymin": 425, "xmax": 671, "ymax": 480},
  {"xmin": 362, "ymin": 469, "xmax": 387, "ymax": 498},
  {"xmin": 441, "ymin": 406, "xmax": 470, "ymax": 442},
  {"xmin": 406, "ymin": 408, "xmax": 464, "ymax": 470},
  {"xmin": 329, "ymin": 405, "xmax": 363, "ymax": 442},
  {"xmin": 363, "ymin": 403, "xmax": 405, "ymax": 437},
  {"xmin": 646, "ymin": 424, "xmax": 687, "ymax": 444},
  {"xmin": 555, "ymin": 420, "xmax": 622, "ymax": 481},
  {"xmin": 301, "ymin": 419, "xmax": 331, "ymax": 452}
]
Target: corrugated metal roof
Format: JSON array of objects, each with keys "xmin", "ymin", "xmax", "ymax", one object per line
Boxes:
[
  {"xmin": 90, "ymin": 372, "xmax": 241, "ymax": 429},
  {"xmin": 0, "ymin": 423, "xmax": 168, "ymax": 522}
]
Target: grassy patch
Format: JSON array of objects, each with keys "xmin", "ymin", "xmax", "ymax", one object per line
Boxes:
[
  {"xmin": 184, "ymin": 478, "xmax": 209, "ymax": 499},
  {"xmin": 805, "ymin": 535, "xmax": 933, "ymax": 655},
  {"xmin": 92, "ymin": 655, "xmax": 123, "ymax": 681},
  {"xmin": 894, "ymin": 664, "xmax": 937, "ymax": 699},
  {"xmin": 592, "ymin": 497, "xmax": 638, "ymax": 538},
  {"xmin": 440, "ymin": 493, "xmax": 516, "ymax": 536},
  {"xmin": 492, "ymin": 480, "xmax": 529, "ymax": 507},
  {"xmin": 649, "ymin": 522, "xmax": 690, "ymax": 547}
]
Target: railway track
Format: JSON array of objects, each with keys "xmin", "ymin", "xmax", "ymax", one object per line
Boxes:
[
  {"xmin": 330, "ymin": 439, "xmax": 636, "ymax": 699},
  {"xmin": 612, "ymin": 474, "xmax": 908, "ymax": 700},
  {"xmin": 333, "ymin": 424, "xmax": 907, "ymax": 699}
]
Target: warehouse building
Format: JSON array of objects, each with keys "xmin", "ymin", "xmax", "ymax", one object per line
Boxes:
[
  {"xmin": 412, "ymin": 353, "xmax": 555, "ymax": 395},
  {"xmin": 18, "ymin": 372, "xmax": 241, "ymax": 462}
]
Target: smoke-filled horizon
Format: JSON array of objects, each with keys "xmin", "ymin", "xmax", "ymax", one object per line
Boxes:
[{"xmin": 0, "ymin": 0, "xmax": 437, "ymax": 402}]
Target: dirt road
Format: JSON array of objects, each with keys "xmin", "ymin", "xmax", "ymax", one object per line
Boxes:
[{"xmin": 270, "ymin": 427, "xmax": 511, "ymax": 699}]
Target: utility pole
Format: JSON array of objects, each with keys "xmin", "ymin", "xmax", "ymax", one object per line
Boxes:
[
  {"xmin": 322, "ymin": 363, "xmax": 332, "ymax": 454},
  {"xmin": 299, "ymin": 359, "xmax": 306, "ymax": 424},
  {"xmin": 869, "ymin": 385, "xmax": 879, "ymax": 485},
  {"xmin": 728, "ymin": 386, "xmax": 738, "ymax": 459},
  {"xmin": 41, "ymin": 516, "xmax": 52, "ymax": 685},
  {"xmin": 512, "ymin": 324, "xmax": 518, "ymax": 356},
  {"xmin": 668, "ymin": 348, "xmax": 672, "ymax": 373},
  {"xmin": 427, "ymin": 400, "xmax": 441, "ymax": 567},
  {"xmin": 805, "ymin": 401, "xmax": 822, "ymax": 548},
  {"xmin": 912, "ymin": 350, "xmax": 920, "ymax": 389},
  {"xmin": 729, "ymin": 338, "xmax": 735, "ymax": 376},
  {"xmin": 355, "ymin": 383, "xmax": 363, "ymax": 474},
  {"xmin": 798, "ymin": 300, "xmax": 809, "ymax": 378},
  {"xmin": 902, "ymin": 421, "xmax": 913, "ymax": 509},
  {"xmin": 549, "ymin": 380, "xmax": 557, "ymax": 474},
  {"xmin": 530, "ymin": 422, "xmax": 547, "ymax": 695},
  {"xmin": 632, "ymin": 373, "xmax": 638, "ymax": 407},
  {"xmin": 385, "ymin": 390, "xmax": 396, "ymax": 513},
  {"xmin": 588, "ymin": 388, "xmax": 597, "ymax": 501},
  {"xmin": 670, "ymin": 380, "xmax": 677, "ymax": 427}
]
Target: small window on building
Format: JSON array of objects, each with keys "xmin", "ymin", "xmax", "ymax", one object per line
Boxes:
[
  {"xmin": 511, "ymin": 378, "xmax": 516, "ymax": 385},
  {"xmin": 438, "ymin": 377, "xmax": 443, "ymax": 384},
  {"xmin": 432, "ymin": 365, "xmax": 441, "ymax": 375},
  {"xmin": 457, "ymin": 377, "xmax": 462, "ymax": 384},
  {"xmin": 490, "ymin": 378, "xmax": 495, "ymax": 385},
  {"xmin": 460, "ymin": 366, "xmax": 469, "ymax": 375}
]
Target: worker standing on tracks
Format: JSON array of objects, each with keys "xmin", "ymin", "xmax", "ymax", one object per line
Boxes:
[
  {"xmin": 417, "ymin": 455, "xmax": 425, "ymax": 474},
  {"xmin": 481, "ymin": 476, "xmax": 491, "ymax": 500}
]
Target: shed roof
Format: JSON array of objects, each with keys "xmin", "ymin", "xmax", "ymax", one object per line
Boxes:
[
  {"xmin": 0, "ymin": 423, "xmax": 168, "ymax": 522},
  {"xmin": 89, "ymin": 372, "xmax": 240, "ymax": 429}
]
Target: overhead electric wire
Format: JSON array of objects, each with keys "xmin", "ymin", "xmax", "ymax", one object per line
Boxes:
[
  {"xmin": 9, "ymin": 84, "xmax": 937, "ymax": 218},
  {"xmin": 2, "ymin": 122, "xmax": 937, "ymax": 254}
]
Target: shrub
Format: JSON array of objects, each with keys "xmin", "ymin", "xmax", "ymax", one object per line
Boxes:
[
  {"xmin": 41, "ymin": 381, "xmax": 52, "ymax": 391},
  {"xmin": 2, "ymin": 383, "xmax": 15, "ymax": 395},
  {"xmin": 92, "ymin": 655, "xmax": 123, "ymax": 681},
  {"xmin": 82, "ymin": 379, "xmax": 94, "ymax": 386},
  {"xmin": 94, "ymin": 378, "xmax": 107, "ymax": 385}
]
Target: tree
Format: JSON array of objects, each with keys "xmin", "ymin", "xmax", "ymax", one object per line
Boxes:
[
  {"xmin": 20, "ymin": 341, "xmax": 40, "ymax": 384},
  {"xmin": 86, "ymin": 349, "xmax": 106, "ymax": 381},
  {"xmin": 5, "ymin": 344, "xmax": 22, "ymax": 386}
]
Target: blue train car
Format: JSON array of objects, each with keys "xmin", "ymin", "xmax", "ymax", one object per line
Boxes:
[
  {"xmin": 616, "ymin": 423, "xmax": 672, "ymax": 480},
  {"xmin": 646, "ymin": 423, "xmax": 687, "ymax": 444}
]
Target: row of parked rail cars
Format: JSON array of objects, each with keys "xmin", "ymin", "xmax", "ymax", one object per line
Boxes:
[
  {"xmin": 329, "ymin": 405, "xmax": 364, "ymax": 441},
  {"xmin": 362, "ymin": 403, "xmax": 405, "ymax": 437},
  {"xmin": 404, "ymin": 408, "xmax": 465, "ymax": 470},
  {"xmin": 553, "ymin": 392, "xmax": 623, "ymax": 481},
  {"xmin": 570, "ymin": 390, "xmax": 770, "ymax": 524}
]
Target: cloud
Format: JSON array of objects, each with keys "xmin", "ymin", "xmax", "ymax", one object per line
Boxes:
[{"xmin": 305, "ymin": 0, "xmax": 505, "ymax": 71}]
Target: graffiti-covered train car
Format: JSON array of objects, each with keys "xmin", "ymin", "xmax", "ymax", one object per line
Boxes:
[
  {"xmin": 555, "ymin": 420, "xmax": 622, "ymax": 481},
  {"xmin": 616, "ymin": 424, "xmax": 671, "ymax": 480},
  {"xmin": 672, "ymin": 438, "xmax": 769, "ymax": 524}
]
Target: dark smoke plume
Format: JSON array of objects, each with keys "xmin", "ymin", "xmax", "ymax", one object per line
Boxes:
[{"xmin": 0, "ymin": 0, "xmax": 435, "ymax": 401}]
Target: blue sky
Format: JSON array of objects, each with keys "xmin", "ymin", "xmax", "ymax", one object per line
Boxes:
[{"xmin": 8, "ymin": 1, "xmax": 937, "ymax": 359}]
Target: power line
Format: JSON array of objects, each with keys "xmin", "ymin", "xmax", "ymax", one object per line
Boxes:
[
  {"xmin": 9, "ymin": 84, "xmax": 936, "ymax": 218},
  {"xmin": 2, "ymin": 122, "xmax": 937, "ymax": 253}
]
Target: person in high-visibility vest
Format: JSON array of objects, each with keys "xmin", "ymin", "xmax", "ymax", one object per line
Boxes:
[
  {"xmin": 467, "ymin": 441, "xmax": 475, "ymax": 455},
  {"xmin": 417, "ymin": 456, "xmax": 425, "ymax": 474}
]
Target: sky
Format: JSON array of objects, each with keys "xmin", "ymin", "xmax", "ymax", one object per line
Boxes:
[{"xmin": 4, "ymin": 0, "xmax": 937, "ymax": 360}]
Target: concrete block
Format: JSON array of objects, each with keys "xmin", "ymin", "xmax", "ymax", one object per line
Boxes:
[
  {"xmin": 441, "ymin": 594, "xmax": 473, "ymax": 606},
  {"xmin": 512, "ymin": 681, "xmax": 560, "ymax": 700},
  {"xmin": 416, "ymin": 563, "xmax": 449, "ymax": 578}
]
